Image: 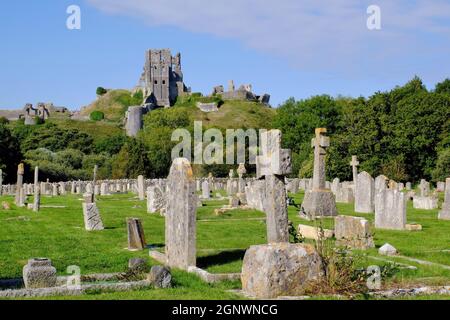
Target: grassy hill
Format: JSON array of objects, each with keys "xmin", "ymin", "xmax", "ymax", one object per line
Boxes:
[{"xmin": 81, "ymin": 89, "xmax": 276, "ymax": 130}]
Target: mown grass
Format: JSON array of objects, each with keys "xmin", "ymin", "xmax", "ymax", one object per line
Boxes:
[{"xmin": 0, "ymin": 190, "xmax": 449, "ymax": 300}]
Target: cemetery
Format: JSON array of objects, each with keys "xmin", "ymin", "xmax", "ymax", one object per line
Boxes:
[{"xmin": 0, "ymin": 126, "xmax": 449, "ymax": 300}]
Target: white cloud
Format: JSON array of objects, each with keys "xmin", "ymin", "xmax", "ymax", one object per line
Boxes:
[{"xmin": 86, "ymin": 0, "xmax": 450, "ymax": 77}]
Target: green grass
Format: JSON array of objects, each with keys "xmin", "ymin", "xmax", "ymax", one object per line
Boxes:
[{"xmin": 0, "ymin": 191, "xmax": 449, "ymax": 300}]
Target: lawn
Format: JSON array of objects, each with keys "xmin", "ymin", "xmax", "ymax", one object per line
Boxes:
[{"xmin": 0, "ymin": 191, "xmax": 449, "ymax": 300}]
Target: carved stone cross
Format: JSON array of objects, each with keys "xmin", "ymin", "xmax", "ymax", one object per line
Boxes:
[
  {"xmin": 350, "ymin": 155, "xmax": 359, "ymax": 184},
  {"xmin": 311, "ymin": 128, "xmax": 330, "ymax": 190}
]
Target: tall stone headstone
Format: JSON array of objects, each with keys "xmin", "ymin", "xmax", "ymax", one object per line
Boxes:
[
  {"xmin": 137, "ymin": 175, "xmax": 145, "ymax": 201},
  {"xmin": 15, "ymin": 163, "xmax": 25, "ymax": 207},
  {"xmin": 256, "ymin": 130, "xmax": 292, "ymax": 243},
  {"xmin": 350, "ymin": 156, "xmax": 359, "ymax": 185},
  {"xmin": 438, "ymin": 178, "xmax": 450, "ymax": 220},
  {"xmin": 301, "ymin": 128, "xmax": 337, "ymax": 218},
  {"xmin": 355, "ymin": 171, "xmax": 375, "ymax": 213},
  {"xmin": 375, "ymin": 189, "xmax": 406, "ymax": 230},
  {"xmin": 127, "ymin": 218, "xmax": 147, "ymax": 251},
  {"xmin": 33, "ymin": 166, "xmax": 40, "ymax": 212},
  {"xmin": 165, "ymin": 158, "xmax": 197, "ymax": 270}
]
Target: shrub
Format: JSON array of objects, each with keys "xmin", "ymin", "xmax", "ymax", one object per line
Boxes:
[
  {"xmin": 90, "ymin": 111, "xmax": 105, "ymax": 122},
  {"xmin": 96, "ymin": 87, "xmax": 108, "ymax": 96},
  {"xmin": 0, "ymin": 117, "xmax": 9, "ymax": 125}
]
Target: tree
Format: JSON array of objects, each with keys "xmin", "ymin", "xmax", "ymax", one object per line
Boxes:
[
  {"xmin": 112, "ymin": 139, "xmax": 149, "ymax": 179},
  {"xmin": 0, "ymin": 124, "xmax": 22, "ymax": 183}
]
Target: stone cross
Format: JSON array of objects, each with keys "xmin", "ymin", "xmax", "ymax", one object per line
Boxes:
[
  {"xmin": 311, "ymin": 128, "xmax": 330, "ymax": 190},
  {"xmin": 350, "ymin": 155, "xmax": 359, "ymax": 185},
  {"xmin": 15, "ymin": 163, "xmax": 25, "ymax": 207},
  {"xmin": 165, "ymin": 158, "xmax": 197, "ymax": 270},
  {"xmin": 93, "ymin": 165, "xmax": 98, "ymax": 185},
  {"xmin": 256, "ymin": 130, "xmax": 292, "ymax": 243}
]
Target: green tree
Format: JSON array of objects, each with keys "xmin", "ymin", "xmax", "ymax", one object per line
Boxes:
[{"xmin": 0, "ymin": 124, "xmax": 22, "ymax": 183}]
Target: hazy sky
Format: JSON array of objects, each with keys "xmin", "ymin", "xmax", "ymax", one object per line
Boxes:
[{"xmin": 1, "ymin": 0, "xmax": 450, "ymax": 109}]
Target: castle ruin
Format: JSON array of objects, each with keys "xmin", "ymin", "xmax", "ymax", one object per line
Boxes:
[{"xmin": 136, "ymin": 49, "xmax": 189, "ymax": 108}]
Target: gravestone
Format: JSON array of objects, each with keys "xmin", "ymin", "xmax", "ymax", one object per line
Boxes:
[
  {"xmin": 165, "ymin": 158, "xmax": 197, "ymax": 270},
  {"xmin": 331, "ymin": 178, "xmax": 340, "ymax": 195},
  {"xmin": 33, "ymin": 167, "xmax": 40, "ymax": 212},
  {"xmin": 406, "ymin": 182, "xmax": 412, "ymax": 191},
  {"xmin": 241, "ymin": 243, "xmax": 324, "ymax": 299},
  {"xmin": 0, "ymin": 169, "xmax": 3, "ymax": 196},
  {"xmin": 301, "ymin": 128, "xmax": 337, "ymax": 218},
  {"xmin": 100, "ymin": 183, "xmax": 109, "ymax": 196},
  {"xmin": 350, "ymin": 156, "xmax": 359, "ymax": 185},
  {"xmin": 201, "ymin": 180, "xmax": 210, "ymax": 199},
  {"xmin": 245, "ymin": 180, "xmax": 265, "ymax": 211},
  {"xmin": 419, "ymin": 179, "xmax": 430, "ymax": 197},
  {"xmin": 437, "ymin": 181, "xmax": 446, "ymax": 192},
  {"xmin": 82, "ymin": 193, "xmax": 104, "ymax": 231},
  {"xmin": 256, "ymin": 130, "xmax": 291, "ymax": 243},
  {"xmin": 335, "ymin": 184, "xmax": 354, "ymax": 203},
  {"xmin": 137, "ymin": 175, "xmax": 145, "ymax": 200},
  {"xmin": 127, "ymin": 218, "xmax": 147, "ymax": 251},
  {"xmin": 33, "ymin": 186, "xmax": 41, "ymax": 213},
  {"xmin": 23, "ymin": 258, "xmax": 57, "ymax": 289},
  {"xmin": 413, "ymin": 195, "xmax": 438, "ymax": 210},
  {"xmin": 15, "ymin": 163, "xmax": 25, "ymax": 207},
  {"xmin": 438, "ymin": 178, "xmax": 450, "ymax": 220},
  {"xmin": 355, "ymin": 172, "xmax": 375, "ymax": 213},
  {"xmin": 335, "ymin": 216, "xmax": 374, "ymax": 249},
  {"xmin": 375, "ymin": 189, "xmax": 406, "ymax": 230},
  {"xmin": 147, "ymin": 185, "xmax": 165, "ymax": 214},
  {"xmin": 375, "ymin": 175, "xmax": 388, "ymax": 193}
]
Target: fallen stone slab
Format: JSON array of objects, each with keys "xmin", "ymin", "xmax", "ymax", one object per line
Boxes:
[
  {"xmin": 369, "ymin": 286, "xmax": 450, "ymax": 298},
  {"xmin": 187, "ymin": 266, "xmax": 241, "ymax": 284},
  {"xmin": 0, "ymin": 280, "xmax": 152, "ymax": 298}
]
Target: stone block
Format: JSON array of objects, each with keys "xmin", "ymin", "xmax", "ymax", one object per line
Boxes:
[
  {"xmin": 334, "ymin": 216, "xmax": 374, "ymax": 250},
  {"xmin": 297, "ymin": 224, "xmax": 334, "ymax": 240},
  {"xmin": 23, "ymin": 258, "xmax": 57, "ymax": 289},
  {"xmin": 241, "ymin": 243, "xmax": 324, "ymax": 299}
]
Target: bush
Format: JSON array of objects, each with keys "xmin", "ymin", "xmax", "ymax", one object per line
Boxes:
[
  {"xmin": 0, "ymin": 117, "xmax": 9, "ymax": 125},
  {"xmin": 96, "ymin": 87, "xmax": 108, "ymax": 96},
  {"xmin": 90, "ymin": 111, "xmax": 105, "ymax": 121}
]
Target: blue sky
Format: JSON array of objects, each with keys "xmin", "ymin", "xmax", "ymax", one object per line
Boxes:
[{"xmin": 1, "ymin": 0, "xmax": 450, "ymax": 109}]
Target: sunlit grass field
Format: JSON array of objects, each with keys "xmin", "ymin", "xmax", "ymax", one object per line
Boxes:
[{"xmin": 0, "ymin": 191, "xmax": 448, "ymax": 300}]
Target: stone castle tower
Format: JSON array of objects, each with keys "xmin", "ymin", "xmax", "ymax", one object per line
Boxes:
[{"xmin": 137, "ymin": 49, "xmax": 188, "ymax": 107}]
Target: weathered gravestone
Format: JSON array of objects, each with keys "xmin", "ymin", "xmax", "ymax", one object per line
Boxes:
[
  {"xmin": 256, "ymin": 129, "xmax": 291, "ymax": 243},
  {"xmin": 375, "ymin": 175, "xmax": 388, "ymax": 193},
  {"xmin": 147, "ymin": 185, "xmax": 165, "ymax": 214},
  {"xmin": 15, "ymin": 163, "xmax": 25, "ymax": 207},
  {"xmin": 23, "ymin": 258, "xmax": 57, "ymax": 289},
  {"xmin": 165, "ymin": 158, "xmax": 197, "ymax": 270},
  {"xmin": 82, "ymin": 193, "xmax": 104, "ymax": 231},
  {"xmin": 355, "ymin": 172, "xmax": 375, "ymax": 213},
  {"xmin": 0, "ymin": 169, "xmax": 3, "ymax": 196},
  {"xmin": 419, "ymin": 179, "xmax": 430, "ymax": 197},
  {"xmin": 137, "ymin": 175, "xmax": 145, "ymax": 201},
  {"xmin": 375, "ymin": 189, "xmax": 406, "ymax": 230},
  {"xmin": 301, "ymin": 128, "xmax": 337, "ymax": 218},
  {"xmin": 436, "ymin": 181, "xmax": 446, "ymax": 192},
  {"xmin": 335, "ymin": 216, "xmax": 374, "ymax": 249},
  {"xmin": 241, "ymin": 243, "xmax": 324, "ymax": 299},
  {"xmin": 201, "ymin": 180, "xmax": 210, "ymax": 199},
  {"xmin": 33, "ymin": 166, "xmax": 40, "ymax": 212},
  {"xmin": 438, "ymin": 178, "xmax": 450, "ymax": 220},
  {"xmin": 127, "ymin": 218, "xmax": 147, "ymax": 251}
]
